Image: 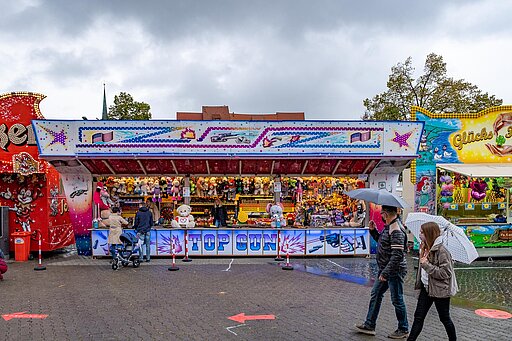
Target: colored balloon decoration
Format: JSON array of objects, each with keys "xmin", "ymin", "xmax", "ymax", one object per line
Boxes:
[
  {"xmin": 439, "ymin": 174, "xmax": 455, "ymax": 209},
  {"xmin": 470, "ymin": 179, "xmax": 487, "ymax": 201}
]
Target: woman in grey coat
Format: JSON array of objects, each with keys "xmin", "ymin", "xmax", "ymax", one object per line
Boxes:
[{"xmin": 408, "ymin": 222, "xmax": 457, "ymax": 340}]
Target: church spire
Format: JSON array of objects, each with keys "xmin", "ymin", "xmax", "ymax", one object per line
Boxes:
[{"xmin": 101, "ymin": 83, "xmax": 108, "ymax": 120}]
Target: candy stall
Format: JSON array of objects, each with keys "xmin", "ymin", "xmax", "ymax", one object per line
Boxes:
[{"xmin": 0, "ymin": 92, "xmax": 74, "ymax": 254}]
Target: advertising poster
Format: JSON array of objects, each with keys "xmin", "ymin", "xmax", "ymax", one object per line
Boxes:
[
  {"xmin": 306, "ymin": 229, "xmax": 325, "ymax": 255},
  {"xmin": 60, "ymin": 172, "xmax": 93, "ymax": 255},
  {"xmin": 160, "ymin": 230, "xmax": 185, "ymax": 256},
  {"xmin": 280, "ymin": 229, "xmax": 305, "ymax": 255},
  {"xmin": 156, "ymin": 230, "xmax": 171, "ymax": 255},
  {"xmin": 170, "ymin": 229, "xmax": 185, "ymax": 256},
  {"xmin": 323, "ymin": 230, "xmax": 342, "ymax": 255},
  {"xmin": 339, "ymin": 229, "xmax": 356, "ymax": 255},
  {"xmin": 354, "ymin": 229, "xmax": 370, "ymax": 255},
  {"xmin": 91, "ymin": 230, "xmax": 109, "ymax": 256}
]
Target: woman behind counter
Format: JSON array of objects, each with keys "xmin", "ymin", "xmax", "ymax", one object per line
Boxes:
[{"xmin": 212, "ymin": 198, "xmax": 228, "ymax": 227}]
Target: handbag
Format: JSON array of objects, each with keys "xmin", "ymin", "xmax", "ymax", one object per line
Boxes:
[{"xmin": 450, "ymin": 267, "xmax": 459, "ymax": 296}]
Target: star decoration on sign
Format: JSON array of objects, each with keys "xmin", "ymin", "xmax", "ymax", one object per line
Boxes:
[
  {"xmin": 41, "ymin": 126, "xmax": 68, "ymax": 147},
  {"xmin": 392, "ymin": 131, "xmax": 412, "ymax": 148}
]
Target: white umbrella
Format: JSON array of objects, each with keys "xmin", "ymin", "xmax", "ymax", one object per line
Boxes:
[
  {"xmin": 346, "ymin": 188, "xmax": 410, "ymax": 208},
  {"xmin": 405, "ymin": 212, "xmax": 479, "ymax": 264}
]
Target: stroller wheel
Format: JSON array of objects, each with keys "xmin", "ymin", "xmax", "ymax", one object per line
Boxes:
[
  {"xmin": 133, "ymin": 259, "xmax": 140, "ymax": 268},
  {"xmin": 112, "ymin": 261, "xmax": 119, "ymax": 270}
]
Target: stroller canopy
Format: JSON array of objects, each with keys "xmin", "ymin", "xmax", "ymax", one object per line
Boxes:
[{"xmin": 120, "ymin": 232, "xmax": 138, "ymax": 245}]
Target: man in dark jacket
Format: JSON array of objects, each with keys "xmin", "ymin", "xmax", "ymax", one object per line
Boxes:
[
  {"xmin": 134, "ymin": 203, "xmax": 153, "ymax": 262},
  {"xmin": 355, "ymin": 205, "xmax": 409, "ymax": 339}
]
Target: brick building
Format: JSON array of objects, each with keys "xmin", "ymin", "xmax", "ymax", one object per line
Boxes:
[{"xmin": 176, "ymin": 105, "xmax": 305, "ymax": 121}]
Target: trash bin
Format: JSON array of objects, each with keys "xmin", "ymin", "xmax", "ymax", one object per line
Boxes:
[{"xmin": 12, "ymin": 231, "xmax": 33, "ymax": 262}]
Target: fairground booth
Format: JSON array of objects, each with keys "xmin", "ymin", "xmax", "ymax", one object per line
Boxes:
[
  {"xmin": 413, "ymin": 105, "xmax": 512, "ymax": 254},
  {"xmin": 0, "ymin": 93, "xmax": 74, "ymax": 257},
  {"xmin": 32, "ymin": 107, "xmax": 423, "ymax": 257}
]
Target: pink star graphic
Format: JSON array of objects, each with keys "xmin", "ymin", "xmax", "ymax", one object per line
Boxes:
[{"xmin": 392, "ymin": 131, "xmax": 412, "ymax": 148}]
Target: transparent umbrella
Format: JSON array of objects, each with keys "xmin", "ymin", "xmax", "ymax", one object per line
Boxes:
[{"xmin": 405, "ymin": 212, "xmax": 479, "ymax": 264}]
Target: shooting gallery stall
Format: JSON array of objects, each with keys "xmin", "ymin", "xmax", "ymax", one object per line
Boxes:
[{"xmin": 32, "ymin": 117, "xmax": 423, "ymax": 256}]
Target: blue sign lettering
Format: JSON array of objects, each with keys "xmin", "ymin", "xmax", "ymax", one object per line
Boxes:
[
  {"xmin": 204, "ymin": 234, "xmax": 215, "ymax": 251},
  {"xmin": 218, "ymin": 233, "xmax": 229, "ymax": 251},
  {"xmin": 236, "ymin": 234, "xmax": 247, "ymax": 251},
  {"xmin": 263, "ymin": 233, "xmax": 277, "ymax": 251},
  {"xmin": 189, "ymin": 233, "xmax": 201, "ymax": 251},
  {"xmin": 249, "ymin": 234, "xmax": 261, "ymax": 251}
]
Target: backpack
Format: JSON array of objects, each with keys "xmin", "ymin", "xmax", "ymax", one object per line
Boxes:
[{"xmin": 396, "ymin": 218, "xmax": 409, "ymax": 251}]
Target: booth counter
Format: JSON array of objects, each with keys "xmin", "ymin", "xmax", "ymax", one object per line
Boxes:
[{"xmin": 91, "ymin": 227, "xmax": 371, "ymax": 257}]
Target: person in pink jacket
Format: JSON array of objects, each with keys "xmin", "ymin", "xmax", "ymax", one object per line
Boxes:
[{"xmin": 0, "ymin": 249, "xmax": 7, "ymax": 281}]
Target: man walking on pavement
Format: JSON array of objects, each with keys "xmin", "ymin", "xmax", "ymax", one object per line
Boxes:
[
  {"xmin": 355, "ymin": 205, "xmax": 409, "ymax": 339},
  {"xmin": 134, "ymin": 202, "xmax": 153, "ymax": 262}
]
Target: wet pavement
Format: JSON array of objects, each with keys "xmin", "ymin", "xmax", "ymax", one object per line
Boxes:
[
  {"xmin": 293, "ymin": 255, "xmax": 512, "ymax": 311},
  {"xmin": 1, "ymin": 252, "xmax": 511, "ymax": 340}
]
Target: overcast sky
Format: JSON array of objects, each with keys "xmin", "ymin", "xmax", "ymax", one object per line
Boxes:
[{"xmin": 1, "ymin": 0, "xmax": 511, "ymax": 120}]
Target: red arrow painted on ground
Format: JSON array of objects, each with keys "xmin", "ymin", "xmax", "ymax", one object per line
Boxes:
[
  {"xmin": 228, "ymin": 313, "xmax": 275, "ymax": 323},
  {"xmin": 2, "ymin": 312, "xmax": 48, "ymax": 321}
]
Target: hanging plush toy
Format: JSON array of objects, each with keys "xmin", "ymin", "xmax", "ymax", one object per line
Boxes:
[
  {"xmin": 439, "ymin": 174, "xmax": 454, "ymax": 209},
  {"xmin": 196, "ymin": 177, "xmax": 205, "ymax": 197},
  {"xmin": 491, "ymin": 178, "xmax": 506, "ymax": 202},
  {"xmin": 152, "ymin": 183, "xmax": 162, "ymax": 202},
  {"xmin": 171, "ymin": 179, "xmax": 181, "ymax": 201},
  {"xmin": 470, "ymin": 179, "xmax": 487, "ymax": 201}
]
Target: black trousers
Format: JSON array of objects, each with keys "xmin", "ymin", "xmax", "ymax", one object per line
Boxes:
[{"xmin": 408, "ymin": 284, "xmax": 456, "ymax": 341}]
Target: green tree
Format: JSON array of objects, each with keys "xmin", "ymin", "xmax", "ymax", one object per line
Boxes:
[
  {"xmin": 363, "ymin": 53, "xmax": 503, "ymax": 121},
  {"xmin": 108, "ymin": 92, "xmax": 151, "ymax": 120}
]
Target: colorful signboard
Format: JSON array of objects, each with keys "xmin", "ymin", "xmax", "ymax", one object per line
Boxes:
[
  {"xmin": 33, "ymin": 120, "xmax": 423, "ymax": 158},
  {"xmin": 413, "ymin": 106, "xmax": 512, "ymax": 248},
  {"xmin": 90, "ymin": 228, "xmax": 370, "ymax": 256}
]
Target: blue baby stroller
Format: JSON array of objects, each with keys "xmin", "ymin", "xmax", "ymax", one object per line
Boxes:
[{"xmin": 112, "ymin": 232, "xmax": 141, "ymax": 270}]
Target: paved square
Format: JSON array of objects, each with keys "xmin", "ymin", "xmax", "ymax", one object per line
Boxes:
[{"xmin": 1, "ymin": 256, "xmax": 510, "ymax": 340}]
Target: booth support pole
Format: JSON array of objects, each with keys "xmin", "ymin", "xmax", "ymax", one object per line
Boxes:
[
  {"xmin": 281, "ymin": 241, "xmax": 293, "ymax": 270},
  {"xmin": 274, "ymin": 229, "xmax": 284, "ymax": 261},
  {"xmin": 182, "ymin": 230, "xmax": 192, "ymax": 262},
  {"xmin": 34, "ymin": 231, "xmax": 46, "ymax": 271},
  {"xmin": 168, "ymin": 240, "xmax": 179, "ymax": 271}
]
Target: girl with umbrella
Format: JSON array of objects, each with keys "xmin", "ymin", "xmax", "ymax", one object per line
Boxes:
[{"xmin": 408, "ymin": 222, "xmax": 457, "ymax": 341}]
